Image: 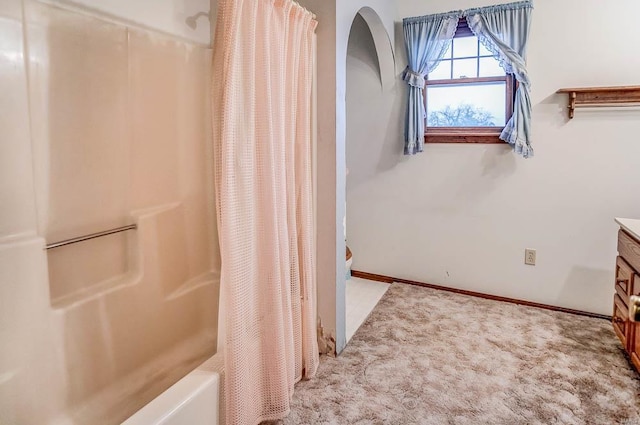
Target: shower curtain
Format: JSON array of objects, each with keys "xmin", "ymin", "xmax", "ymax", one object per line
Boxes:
[{"xmin": 211, "ymin": 0, "xmax": 319, "ymax": 424}]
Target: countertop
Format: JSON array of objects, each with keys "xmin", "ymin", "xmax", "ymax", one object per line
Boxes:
[{"xmin": 615, "ymin": 217, "xmax": 640, "ymax": 241}]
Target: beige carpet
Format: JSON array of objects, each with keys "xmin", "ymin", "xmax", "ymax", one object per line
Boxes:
[{"xmin": 278, "ymin": 283, "xmax": 640, "ymax": 425}]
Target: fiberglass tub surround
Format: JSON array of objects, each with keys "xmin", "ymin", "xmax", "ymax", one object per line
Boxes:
[{"xmin": 0, "ymin": 1, "xmax": 220, "ymax": 423}]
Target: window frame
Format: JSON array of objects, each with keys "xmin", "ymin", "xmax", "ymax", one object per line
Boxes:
[{"xmin": 424, "ymin": 18, "xmax": 515, "ymax": 144}]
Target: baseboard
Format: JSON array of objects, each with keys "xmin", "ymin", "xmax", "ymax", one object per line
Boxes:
[{"xmin": 351, "ymin": 270, "xmax": 612, "ymax": 321}]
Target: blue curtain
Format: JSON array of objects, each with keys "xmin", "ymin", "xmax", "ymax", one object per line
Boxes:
[
  {"xmin": 402, "ymin": 12, "xmax": 461, "ymax": 155},
  {"xmin": 465, "ymin": 0, "xmax": 534, "ymax": 158}
]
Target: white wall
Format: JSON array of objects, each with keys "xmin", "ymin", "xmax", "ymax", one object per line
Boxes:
[
  {"xmin": 59, "ymin": 0, "xmax": 211, "ymax": 44},
  {"xmin": 347, "ymin": 0, "xmax": 640, "ymax": 315}
]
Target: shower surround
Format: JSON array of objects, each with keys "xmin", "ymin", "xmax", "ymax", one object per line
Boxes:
[{"xmin": 0, "ymin": 1, "xmax": 220, "ymax": 423}]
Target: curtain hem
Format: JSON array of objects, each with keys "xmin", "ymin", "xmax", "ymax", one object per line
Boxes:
[
  {"xmin": 405, "ymin": 140, "xmax": 423, "ymax": 156},
  {"xmin": 500, "ymin": 132, "xmax": 534, "ymax": 159}
]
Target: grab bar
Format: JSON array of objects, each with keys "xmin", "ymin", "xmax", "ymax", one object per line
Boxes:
[{"xmin": 45, "ymin": 224, "xmax": 137, "ymax": 250}]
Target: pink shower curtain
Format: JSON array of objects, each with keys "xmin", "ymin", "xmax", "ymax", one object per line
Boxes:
[{"xmin": 211, "ymin": 0, "xmax": 319, "ymax": 424}]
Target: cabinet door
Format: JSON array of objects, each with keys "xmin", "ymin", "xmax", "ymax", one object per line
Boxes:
[
  {"xmin": 615, "ymin": 257, "xmax": 635, "ymax": 303},
  {"xmin": 613, "ymin": 294, "xmax": 629, "ymax": 349},
  {"xmin": 631, "ymin": 289, "xmax": 640, "ymax": 372},
  {"xmin": 630, "ymin": 323, "xmax": 640, "ymax": 372}
]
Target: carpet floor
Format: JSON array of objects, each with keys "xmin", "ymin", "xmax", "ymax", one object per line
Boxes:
[{"xmin": 278, "ymin": 282, "xmax": 640, "ymax": 425}]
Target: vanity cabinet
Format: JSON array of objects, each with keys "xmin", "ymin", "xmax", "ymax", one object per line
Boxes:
[{"xmin": 613, "ymin": 219, "xmax": 640, "ymax": 372}]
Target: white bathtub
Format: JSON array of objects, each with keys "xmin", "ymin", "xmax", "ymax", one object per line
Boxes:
[{"xmin": 122, "ymin": 354, "xmax": 225, "ymax": 425}]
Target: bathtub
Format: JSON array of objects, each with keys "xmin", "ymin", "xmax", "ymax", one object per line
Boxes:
[{"xmin": 122, "ymin": 354, "xmax": 225, "ymax": 425}]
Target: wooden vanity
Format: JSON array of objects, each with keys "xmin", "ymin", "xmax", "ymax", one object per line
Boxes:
[{"xmin": 613, "ymin": 218, "xmax": 640, "ymax": 372}]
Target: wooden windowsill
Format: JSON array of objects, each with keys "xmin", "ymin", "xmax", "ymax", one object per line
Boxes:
[{"xmin": 424, "ymin": 130, "xmax": 505, "ymax": 144}]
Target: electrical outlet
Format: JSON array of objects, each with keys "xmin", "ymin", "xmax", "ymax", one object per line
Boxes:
[{"xmin": 525, "ymin": 249, "xmax": 536, "ymax": 266}]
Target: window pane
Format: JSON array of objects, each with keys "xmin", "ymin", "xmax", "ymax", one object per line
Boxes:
[
  {"xmin": 479, "ymin": 42, "xmax": 492, "ymax": 56},
  {"xmin": 426, "ymin": 82, "xmax": 506, "ymax": 127},
  {"xmin": 443, "ymin": 40, "xmax": 453, "ymax": 59},
  {"xmin": 428, "ymin": 60, "xmax": 451, "ymax": 80},
  {"xmin": 452, "ymin": 58, "xmax": 477, "ymax": 79},
  {"xmin": 453, "ymin": 36, "xmax": 478, "ymax": 58},
  {"xmin": 479, "ymin": 57, "xmax": 505, "ymax": 77}
]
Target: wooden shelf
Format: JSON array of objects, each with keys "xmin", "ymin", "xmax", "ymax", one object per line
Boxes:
[{"xmin": 557, "ymin": 85, "xmax": 640, "ymax": 119}]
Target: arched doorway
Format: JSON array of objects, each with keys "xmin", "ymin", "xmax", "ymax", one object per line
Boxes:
[{"xmin": 344, "ymin": 7, "xmax": 395, "ymax": 344}]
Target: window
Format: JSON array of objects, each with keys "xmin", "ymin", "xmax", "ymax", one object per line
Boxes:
[{"xmin": 425, "ymin": 18, "xmax": 515, "ymax": 143}]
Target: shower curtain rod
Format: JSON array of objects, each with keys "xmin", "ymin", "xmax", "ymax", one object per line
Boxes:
[{"xmin": 45, "ymin": 224, "xmax": 137, "ymax": 250}]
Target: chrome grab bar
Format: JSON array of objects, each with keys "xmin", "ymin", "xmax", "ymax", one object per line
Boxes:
[{"xmin": 45, "ymin": 224, "xmax": 137, "ymax": 250}]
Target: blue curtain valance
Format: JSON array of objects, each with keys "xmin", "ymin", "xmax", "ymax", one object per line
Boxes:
[{"xmin": 463, "ymin": 1, "xmax": 533, "ymax": 18}]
